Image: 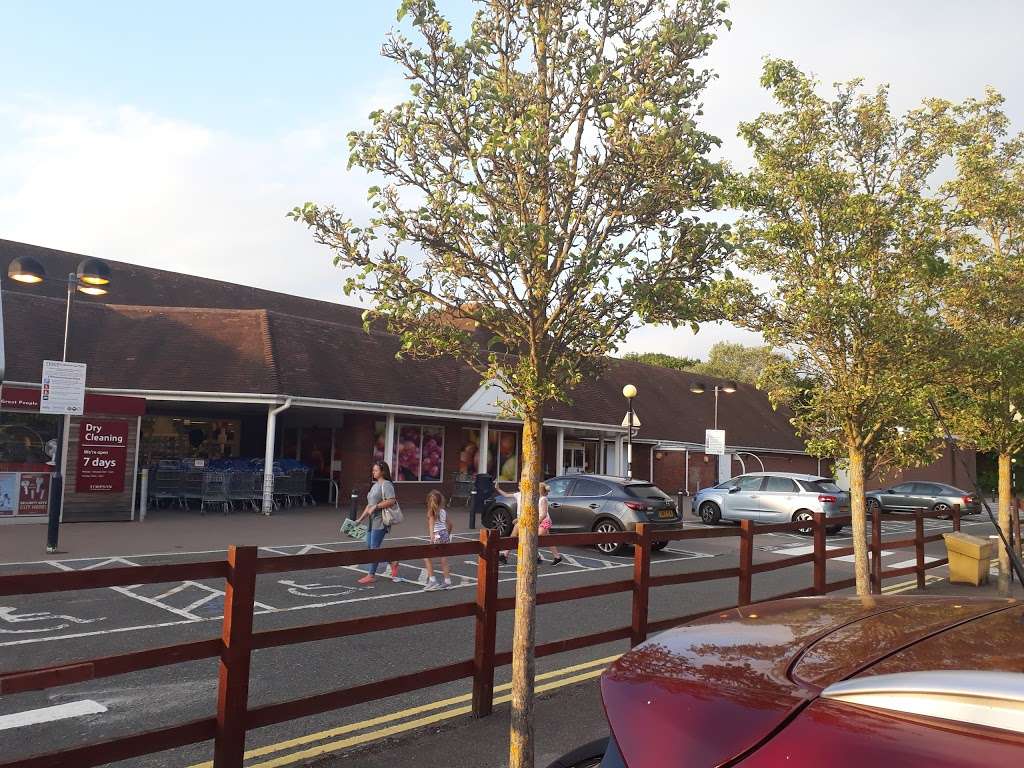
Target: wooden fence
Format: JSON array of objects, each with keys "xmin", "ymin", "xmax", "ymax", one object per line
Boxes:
[{"xmin": 0, "ymin": 507, "xmax": 959, "ymax": 768}]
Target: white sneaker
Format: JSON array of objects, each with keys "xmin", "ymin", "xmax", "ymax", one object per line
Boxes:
[
  {"xmin": 444, "ymin": 577, "xmax": 453, "ymax": 589},
  {"xmin": 423, "ymin": 578, "xmax": 442, "ymax": 592}
]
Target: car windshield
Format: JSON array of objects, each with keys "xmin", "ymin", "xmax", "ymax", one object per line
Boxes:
[
  {"xmin": 801, "ymin": 479, "xmax": 843, "ymax": 493},
  {"xmin": 624, "ymin": 483, "xmax": 672, "ymax": 501}
]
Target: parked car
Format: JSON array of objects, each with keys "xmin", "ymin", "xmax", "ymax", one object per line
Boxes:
[
  {"xmin": 692, "ymin": 472, "xmax": 849, "ymax": 534},
  {"xmin": 482, "ymin": 474, "xmax": 681, "ymax": 555},
  {"xmin": 550, "ymin": 595, "xmax": 1024, "ymax": 768},
  {"xmin": 866, "ymin": 481, "xmax": 980, "ymax": 517}
]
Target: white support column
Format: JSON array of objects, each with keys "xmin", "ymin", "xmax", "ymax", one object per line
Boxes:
[
  {"xmin": 614, "ymin": 437, "xmax": 623, "ymax": 477},
  {"xmin": 262, "ymin": 399, "xmax": 292, "ymax": 514},
  {"xmin": 478, "ymin": 421, "xmax": 490, "ymax": 475},
  {"xmin": 384, "ymin": 413, "xmax": 396, "ymax": 469},
  {"xmin": 555, "ymin": 427, "xmax": 565, "ymax": 476},
  {"xmin": 597, "ymin": 439, "xmax": 604, "ymax": 474}
]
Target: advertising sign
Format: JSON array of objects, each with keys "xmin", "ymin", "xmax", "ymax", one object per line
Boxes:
[
  {"xmin": 705, "ymin": 429, "xmax": 726, "ymax": 456},
  {"xmin": 17, "ymin": 473, "xmax": 50, "ymax": 516},
  {"xmin": 0, "ymin": 472, "xmax": 17, "ymax": 515},
  {"xmin": 76, "ymin": 419, "xmax": 129, "ymax": 493},
  {"xmin": 40, "ymin": 361, "xmax": 87, "ymax": 415}
]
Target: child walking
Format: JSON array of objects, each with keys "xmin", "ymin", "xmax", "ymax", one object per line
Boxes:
[
  {"xmin": 496, "ymin": 480, "xmax": 563, "ymax": 567},
  {"xmin": 422, "ymin": 490, "xmax": 453, "ymax": 591}
]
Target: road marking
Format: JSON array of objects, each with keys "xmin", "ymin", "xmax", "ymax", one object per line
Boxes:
[
  {"xmin": 881, "ymin": 575, "xmax": 944, "ymax": 594},
  {"xmin": 887, "ymin": 556, "xmax": 939, "ymax": 570},
  {"xmin": 0, "ymin": 606, "xmax": 104, "ymax": 634},
  {"xmin": 186, "ymin": 653, "xmax": 622, "ymax": 768},
  {"xmin": 0, "ymin": 700, "xmax": 107, "ymax": 731}
]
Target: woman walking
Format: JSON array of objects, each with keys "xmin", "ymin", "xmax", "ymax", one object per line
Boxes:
[
  {"xmin": 355, "ymin": 461, "xmax": 401, "ymax": 585},
  {"xmin": 422, "ymin": 490, "xmax": 453, "ymax": 591},
  {"xmin": 495, "ymin": 479, "xmax": 563, "ymax": 567}
]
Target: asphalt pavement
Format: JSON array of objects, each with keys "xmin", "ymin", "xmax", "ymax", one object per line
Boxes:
[{"xmin": 0, "ymin": 511, "xmax": 1009, "ymax": 768}]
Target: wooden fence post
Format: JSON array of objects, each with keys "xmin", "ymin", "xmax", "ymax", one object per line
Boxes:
[
  {"xmin": 870, "ymin": 503, "xmax": 882, "ymax": 595},
  {"xmin": 472, "ymin": 528, "xmax": 499, "ymax": 718},
  {"xmin": 953, "ymin": 504, "xmax": 961, "ymax": 533},
  {"xmin": 213, "ymin": 545, "xmax": 258, "ymax": 768},
  {"xmin": 812, "ymin": 512, "xmax": 827, "ymax": 595},
  {"xmin": 738, "ymin": 520, "xmax": 753, "ymax": 606},
  {"xmin": 631, "ymin": 524, "xmax": 651, "ymax": 647},
  {"xmin": 914, "ymin": 508, "xmax": 926, "ymax": 590}
]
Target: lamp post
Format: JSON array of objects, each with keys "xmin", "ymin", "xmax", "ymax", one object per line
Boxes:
[
  {"xmin": 688, "ymin": 379, "xmax": 737, "ymax": 431},
  {"xmin": 622, "ymin": 384, "xmax": 637, "ymax": 479},
  {"xmin": 7, "ymin": 255, "xmax": 112, "ymax": 553}
]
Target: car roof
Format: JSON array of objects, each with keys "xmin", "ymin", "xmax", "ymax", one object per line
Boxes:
[
  {"xmin": 551, "ymin": 474, "xmax": 652, "ymax": 485},
  {"xmin": 738, "ymin": 472, "xmax": 832, "ymax": 481}
]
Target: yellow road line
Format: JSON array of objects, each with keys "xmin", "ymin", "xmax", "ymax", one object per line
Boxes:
[
  {"xmin": 882, "ymin": 575, "xmax": 944, "ymax": 594},
  {"xmin": 246, "ymin": 667, "xmax": 608, "ymax": 768},
  {"xmin": 187, "ymin": 653, "xmax": 621, "ymax": 768}
]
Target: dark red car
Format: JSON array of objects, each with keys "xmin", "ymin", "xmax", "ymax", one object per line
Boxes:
[{"xmin": 552, "ymin": 596, "xmax": 1024, "ymax": 767}]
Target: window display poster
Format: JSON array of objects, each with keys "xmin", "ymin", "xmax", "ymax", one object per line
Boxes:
[
  {"xmin": 373, "ymin": 422, "xmax": 444, "ymax": 482},
  {"xmin": 462, "ymin": 429, "xmax": 519, "ymax": 481},
  {"xmin": 0, "ymin": 472, "xmax": 17, "ymax": 515},
  {"xmin": 76, "ymin": 419, "xmax": 129, "ymax": 493},
  {"xmin": 17, "ymin": 473, "xmax": 50, "ymax": 515}
]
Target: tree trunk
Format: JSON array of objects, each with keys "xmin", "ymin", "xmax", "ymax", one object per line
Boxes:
[
  {"xmin": 508, "ymin": 408, "xmax": 542, "ymax": 768},
  {"xmin": 848, "ymin": 445, "xmax": 870, "ymax": 596},
  {"xmin": 998, "ymin": 452, "xmax": 1011, "ymax": 595}
]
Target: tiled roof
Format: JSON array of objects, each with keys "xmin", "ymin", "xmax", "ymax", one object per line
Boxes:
[{"xmin": 1, "ymin": 239, "xmax": 804, "ymax": 451}]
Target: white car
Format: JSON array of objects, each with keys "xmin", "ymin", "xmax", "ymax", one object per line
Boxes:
[{"xmin": 692, "ymin": 472, "xmax": 849, "ymax": 534}]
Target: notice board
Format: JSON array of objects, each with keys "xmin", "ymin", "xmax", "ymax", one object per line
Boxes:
[{"xmin": 76, "ymin": 419, "xmax": 129, "ymax": 493}]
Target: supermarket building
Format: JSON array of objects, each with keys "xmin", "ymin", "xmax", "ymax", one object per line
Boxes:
[{"xmin": 0, "ymin": 239, "xmax": 972, "ymax": 523}]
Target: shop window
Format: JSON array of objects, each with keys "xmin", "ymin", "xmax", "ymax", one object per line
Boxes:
[
  {"xmin": 0, "ymin": 411, "xmax": 60, "ymax": 517},
  {"xmin": 140, "ymin": 416, "xmax": 240, "ymax": 463},
  {"xmin": 460, "ymin": 428, "xmax": 519, "ymax": 482},
  {"xmin": 374, "ymin": 422, "xmax": 445, "ymax": 482}
]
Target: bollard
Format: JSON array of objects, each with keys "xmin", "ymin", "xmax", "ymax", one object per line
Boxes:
[
  {"xmin": 469, "ymin": 489, "xmax": 478, "ymax": 529},
  {"xmin": 349, "ymin": 489, "xmax": 359, "ymax": 521},
  {"xmin": 139, "ymin": 468, "xmax": 149, "ymax": 522},
  {"xmin": 677, "ymin": 490, "xmax": 685, "ymax": 518}
]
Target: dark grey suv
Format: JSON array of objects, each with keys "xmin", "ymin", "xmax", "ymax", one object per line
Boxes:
[{"xmin": 482, "ymin": 474, "xmax": 681, "ymax": 556}]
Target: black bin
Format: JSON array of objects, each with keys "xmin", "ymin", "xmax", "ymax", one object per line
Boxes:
[{"xmin": 471, "ymin": 473, "xmax": 495, "ymax": 529}]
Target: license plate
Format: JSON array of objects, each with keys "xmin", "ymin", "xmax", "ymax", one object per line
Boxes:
[{"xmin": 658, "ymin": 509, "xmax": 675, "ymax": 519}]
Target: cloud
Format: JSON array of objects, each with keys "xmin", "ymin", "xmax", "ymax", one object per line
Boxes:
[{"xmin": 0, "ymin": 95, "xmax": 394, "ymax": 305}]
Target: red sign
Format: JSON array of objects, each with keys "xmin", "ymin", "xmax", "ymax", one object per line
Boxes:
[
  {"xmin": 17, "ymin": 473, "xmax": 50, "ymax": 515},
  {"xmin": 76, "ymin": 419, "xmax": 130, "ymax": 493},
  {"xmin": 0, "ymin": 385, "xmax": 145, "ymax": 416}
]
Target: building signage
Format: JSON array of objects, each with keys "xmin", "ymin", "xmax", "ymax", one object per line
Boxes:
[
  {"xmin": 17, "ymin": 473, "xmax": 50, "ymax": 516},
  {"xmin": 40, "ymin": 361, "xmax": 87, "ymax": 415},
  {"xmin": 76, "ymin": 419, "xmax": 129, "ymax": 493},
  {"xmin": 0, "ymin": 473, "xmax": 16, "ymax": 515},
  {"xmin": 705, "ymin": 429, "xmax": 726, "ymax": 456}
]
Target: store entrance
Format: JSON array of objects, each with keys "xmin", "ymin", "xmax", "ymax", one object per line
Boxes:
[{"xmin": 563, "ymin": 440, "xmax": 597, "ymax": 475}]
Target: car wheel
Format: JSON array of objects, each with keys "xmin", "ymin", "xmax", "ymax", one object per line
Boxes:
[
  {"xmin": 826, "ymin": 525, "xmax": 844, "ymax": 535},
  {"xmin": 792, "ymin": 509, "xmax": 814, "ymax": 536},
  {"xmin": 593, "ymin": 519, "xmax": 626, "ymax": 556},
  {"xmin": 485, "ymin": 505, "xmax": 514, "ymax": 536},
  {"xmin": 651, "ymin": 540, "xmax": 669, "ymax": 552},
  {"xmin": 933, "ymin": 502, "xmax": 952, "ymax": 519},
  {"xmin": 545, "ymin": 738, "xmax": 609, "ymax": 768},
  {"xmin": 698, "ymin": 501, "xmax": 721, "ymax": 525}
]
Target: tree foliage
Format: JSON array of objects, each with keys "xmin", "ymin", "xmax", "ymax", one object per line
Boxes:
[
  {"xmin": 622, "ymin": 351, "xmax": 701, "ymax": 371},
  {"xmin": 933, "ymin": 89, "xmax": 1024, "ymax": 593},
  {"xmin": 291, "ymin": 2, "xmax": 732, "ymax": 764},
  {"xmin": 727, "ymin": 59, "xmax": 950, "ymax": 594},
  {"xmin": 689, "ymin": 341, "xmax": 789, "ymax": 386}
]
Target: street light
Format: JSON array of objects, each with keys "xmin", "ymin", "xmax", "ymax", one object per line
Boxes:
[
  {"xmin": 689, "ymin": 380, "xmax": 737, "ymax": 430},
  {"xmin": 622, "ymin": 384, "xmax": 637, "ymax": 479},
  {"xmin": 5, "ymin": 256, "xmax": 113, "ymax": 552}
]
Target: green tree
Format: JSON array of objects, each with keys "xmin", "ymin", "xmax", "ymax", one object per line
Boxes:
[
  {"xmin": 622, "ymin": 352, "xmax": 701, "ymax": 371},
  {"xmin": 727, "ymin": 60, "xmax": 949, "ymax": 595},
  {"xmin": 291, "ymin": 2, "xmax": 731, "ymax": 763},
  {"xmin": 936, "ymin": 90, "xmax": 1024, "ymax": 594},
  {"xmin": 688, "ymin": 341, "xmax": 788, "ymax": 386}
]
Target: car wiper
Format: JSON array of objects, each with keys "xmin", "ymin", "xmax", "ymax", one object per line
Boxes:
[{"xmin": 929, "ymin": 398, "xmax": 1024, "ymax": 586}]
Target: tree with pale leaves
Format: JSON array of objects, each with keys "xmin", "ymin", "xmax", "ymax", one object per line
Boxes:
[{"xmin": 291, "ymin": 2, "xmax": 732, "ymax": 764}]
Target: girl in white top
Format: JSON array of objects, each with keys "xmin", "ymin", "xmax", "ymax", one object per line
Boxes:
[
  {"xmin": 423, "ymin": 490, "xmax": 453, "ymax": 590},
  {"xmin": 495, "ymin": 479, "xmax": 563, "ymax": 566}
]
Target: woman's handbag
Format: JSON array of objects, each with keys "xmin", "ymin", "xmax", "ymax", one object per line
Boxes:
[{"xmin": 382, "ymin": 502, "xmax": 404, "ymax": 526}]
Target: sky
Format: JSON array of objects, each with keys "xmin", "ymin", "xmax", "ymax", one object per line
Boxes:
[{"xmin": 2, "ymin": 1, "xmax": 1023, "ymax": 359}]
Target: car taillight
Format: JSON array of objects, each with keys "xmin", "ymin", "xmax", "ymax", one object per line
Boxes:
[
  {"xmin": 624, "ymin": 501, "xmax": 648, "ymax": 511},
  {"xmin": 818, "ymin": 494, "xmax": 838, "ymax": 503},
  {"xmin": 963, "ymin": 495, "xmax": 973, "ymax": 505}
]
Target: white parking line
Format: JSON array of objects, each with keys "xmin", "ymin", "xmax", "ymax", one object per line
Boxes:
[{"xmin": 0, "ymin": 700, "xmax": 107, "ymax": 731}]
